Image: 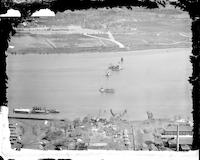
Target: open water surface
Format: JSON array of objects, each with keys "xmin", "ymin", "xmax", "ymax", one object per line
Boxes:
[{"xmin": 7, "ymin": 48, "xmax": 192, "ymax": 120}]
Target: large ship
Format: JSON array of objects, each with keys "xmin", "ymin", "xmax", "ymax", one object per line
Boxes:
[{"xmin": 13, "ymin": 106, "xmax": 60, "ymax": 114}]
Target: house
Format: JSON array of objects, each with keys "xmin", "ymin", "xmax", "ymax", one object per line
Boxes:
[{"xmin": 161, "ymin": 124, "xmax": 193, "ymax": 151}]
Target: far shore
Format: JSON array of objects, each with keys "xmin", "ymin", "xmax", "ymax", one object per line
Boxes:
[{"xmin": 7, "ymin": 47, "xmax": 192, "ymax": 56}]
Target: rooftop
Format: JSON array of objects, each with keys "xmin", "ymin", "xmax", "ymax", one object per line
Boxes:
[{"xmin": 164, "ymin": 125, "xmax": 193, "ymax": 132}]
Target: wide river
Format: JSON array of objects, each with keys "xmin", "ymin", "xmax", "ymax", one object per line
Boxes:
[{"xmin": 7, "ymin": 48, "xmax": 192, "ymax": 120}]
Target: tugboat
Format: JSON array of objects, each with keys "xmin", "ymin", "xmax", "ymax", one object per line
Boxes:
[
  {"xmin": 99, "ymin": 87, "xmax": 115, "ymax": 94},
  {"xmin": 108, "ymin": 64, "xmax": 123, "ymax": 71},
  {"xmin": 105, "ymin": 70, "xmax": 112, "ymax": 78},
  {"xmin": 31, "ymin": 106, "xmax": 49, "ymax": 114}
]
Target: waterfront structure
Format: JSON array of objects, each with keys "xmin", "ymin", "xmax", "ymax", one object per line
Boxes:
[
  {"xmin": 167, "ymin": 137, "xmax": 193, "ymax": 151},
  {"xmin": 162, "ymin": 125, "xmax": 193, "ymax": 137},
  {"xmin": 161, "ymin": 124, "xmax": 193, "ymax": 151}
]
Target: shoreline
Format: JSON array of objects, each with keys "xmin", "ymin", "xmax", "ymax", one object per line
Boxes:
[{"xmin": 7, "ymin": 47, "xmax": 192, "ymax": 56}]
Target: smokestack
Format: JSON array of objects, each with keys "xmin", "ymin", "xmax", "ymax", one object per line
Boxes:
[{"xmin": 131, "ymin": 126, "xmax": 136, "ymax": 150}]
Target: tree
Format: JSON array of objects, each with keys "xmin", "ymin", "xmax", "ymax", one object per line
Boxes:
[
  {"xmin": 146, "ymin": 111, "xmax": 154, "ymax": 120},
  {"xmin": 73, "ymin": 118, "xmax": 81, "ymax": 128},
  {"xmin": 171, "ymin": 0, "xmax": 200, "ymax": 150},
  {"xmin": 0, "ymin": 19, "xmax": 16, "ymax": 106},
  {"xmin": 59, "ymin": 119, "xmax": 72, "ymax": 136}
]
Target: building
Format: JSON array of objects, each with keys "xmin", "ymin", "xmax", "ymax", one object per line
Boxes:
[
  {"xmin": 162, "ymin": 125, "xmax": 193, "ymax": 138},
  {"xmin": 161, "ymin": 124, "xmax": 193, "ymax": 151},
  {"xmin": 167, "ymin": 136, "xmax": 193, "ymax": 151}
]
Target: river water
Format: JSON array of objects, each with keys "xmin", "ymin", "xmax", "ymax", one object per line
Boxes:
[{"xmin": 7, "ymin": 48, "xmax": 192, "ymax": 120}]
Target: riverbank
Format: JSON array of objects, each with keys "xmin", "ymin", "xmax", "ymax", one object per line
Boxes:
[
  {"xmin": 0, "ymin": 106, "xmax": 197, "ymax": 160},
  {"xmin": 7, "ymin": 7, "xmax": 191, "ymax": 54},
  {"xmin": 8, "ymin": 111, "xmax": 193, "ymax": 151}
]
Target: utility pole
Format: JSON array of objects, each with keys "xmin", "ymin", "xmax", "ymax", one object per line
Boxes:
[
  {"xmin": 176, "ymin": 124, "xmax": 179, "ymax": 151},
  {"xmin": 131, "ymin": 125, "xmax": 136, "ymax": 150}
]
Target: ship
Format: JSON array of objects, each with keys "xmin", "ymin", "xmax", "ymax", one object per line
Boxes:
[
  {"xmin": 99, "ymin": 87, "xmax": 115, "ymax": 94},
  {"xmin": 31, "ymin": 106, "xmax": 49, "ymax": 114},
  {"xmin": 13, "ymin": 106, "xmax": 60, "ymax": 114}
]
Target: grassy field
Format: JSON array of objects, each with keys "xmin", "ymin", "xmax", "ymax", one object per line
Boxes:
[{"xmin": 8, "ymin": 7, "xmax": 191, "ymax": 54}]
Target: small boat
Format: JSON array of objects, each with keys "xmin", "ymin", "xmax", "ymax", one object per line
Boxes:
[
  {"xmin": 105, "ymin": 70, "xmax": 111, "ymax": 77},
  {"xmin": 48, "ymin": 109, "xmax": 60, "ymax": 114},
  {"xmin": 108, "ymin": 64, "xmax": 123, "ymax": 71},
  {"xmin": 99, "ymin": 88, "xmax": 115, "ymax": 94}
]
